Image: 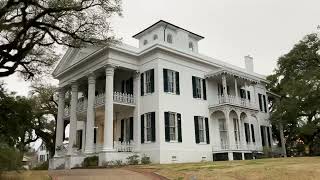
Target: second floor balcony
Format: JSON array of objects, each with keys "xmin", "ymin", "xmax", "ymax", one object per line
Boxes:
[{"xmin": 215, "ymin": 95, "xmax": 256, "ymax": 110}]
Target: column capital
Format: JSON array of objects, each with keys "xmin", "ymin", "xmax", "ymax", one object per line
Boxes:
[
  {"xmin": 71, "ymin": 81, "xmax": 78, "ymax": 92},
  {"xmin": 134, "ymin": 70, "xmax": 140, "ymax": 79},
  {"xmin": 88, "ymin": 73, "xmax": 96, "ymax": 84},
  {"xmin": 105, "ymin": 64, "xmax": 115, "ymax": 76}
]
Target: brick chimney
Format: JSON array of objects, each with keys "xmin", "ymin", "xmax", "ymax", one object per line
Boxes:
[{"xmin": 244, "ymin": 55, "xmax": 254, "ymax": 73}]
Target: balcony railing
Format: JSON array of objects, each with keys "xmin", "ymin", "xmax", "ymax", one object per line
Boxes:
[
  {"xmin": 215, "ymin": 95, "xmax": 257, "ymax": 109},
  {"xmin": 63, "ymin": 92, "xmax": 135, "ymax": 117},
  {"xmin": 114, "ymin": 141, "xmax": 136, "ymax": 152}
]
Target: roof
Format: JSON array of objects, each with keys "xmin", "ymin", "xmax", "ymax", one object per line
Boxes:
[{"xmin": 132, "ymin": 20, "xmax": 205, "ymax": 40}]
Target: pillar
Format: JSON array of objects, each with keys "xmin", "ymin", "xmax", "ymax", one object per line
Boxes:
[
  {"xmin": 224, "ymin": 109, "xmax": 235, "ymax": 151},
  {"xmin": 54, "ymin": 88, "xmax": 65, "ymax": 157},
  {"xmin": 133, "ymin": 71, "xmax": 140, "ymax": 150},
  {"xmin": 68, "ymin": 82, "xmax": 78, "ymax": 155},
  {"xmin": 222, "ymin": 74, "xmax": 228, "ymax": 97},
  {"xmin": 84, "ymin": 74, "xmax": 96, "ymax": 154},
  {"xmin": 234, "ymin": 77, "xmax": 239, "ymax": 98},
  {"xmin": 102, "ymin": 65, "xmax": 115, "ymax": 152}
]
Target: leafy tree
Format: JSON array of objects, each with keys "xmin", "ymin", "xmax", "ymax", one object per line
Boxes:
[
  {"xmin": 0, "ymin": 0, "xmax": 121, "ymax": 79},
  {"xmin": 267, "ymin": 33, "xmax": 320, "ymax": 155}
]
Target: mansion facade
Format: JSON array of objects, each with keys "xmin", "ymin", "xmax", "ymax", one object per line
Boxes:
[{"xmin": 49, "ymin": 20, "xmax": 273, "ymax": 169}]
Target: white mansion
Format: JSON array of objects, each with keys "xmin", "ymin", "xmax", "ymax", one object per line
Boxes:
[{"xmin": 50, "ymin": 20, "xmax": 273, "ymax": 169}]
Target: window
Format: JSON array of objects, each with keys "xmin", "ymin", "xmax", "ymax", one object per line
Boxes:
[
  {"xmin": 189, "ymin": 42, "xmax": 194, "ymax": 51},
  {"xmin": 141, "ymin": 112, "xmax": 155, "ymax": 143},
  {"xmin": 165, "ymin": 112, "xmax": 182, "ymax": 142},
  {"xmin": 146, "ymin": 113, "xmax": 152, "ymax": 142},
  {"xmin": 167, "ymin": 34, "xmax": 173, "ymax": 44},
  {"xmin": 219, "ymin": 119, "xmax": 228, "ymax": 149},
  {"xmin": 258, "ymin": 93, "xmax": 267, "ymax": 113},
  {"xmin": 192, "ymin": 76, "xmax": 207, "ymax": 100},
  {"xmin": 120, "ymin": 117, "xmax": 133, "ymax": 142},
  {"xmin": 163, "ymin": 69, "xmax": 179, "ymax": 94},
  {"xmin": 198, "ymin": 117, "xmax": 205, "ymax": 142},
  {"xmin": 263, "ymin": 95, "xmax": 267, "ymax": 113},
  {"xmin": 240, "ymin": 89, "xmax": 246, "ymax": 99},
  {"xmin": 143, "ymin": 39, "xmax": 148, "ymax": 45},
  {"xmin": 258, "ymin": 93, "xmax": 263, "ymax": 111},
  {"xmin": 153, "ymin": 34, "xmax": 158, "ymax": 40},
  {"xmin": 40, "ymin": 145, "xmax": 45, "ymax": 151},
  {"xmin": 40, "ymin": 155, "xmax": 45, "ymax": 162},
  {"xmin": 194, "ymin": 116, "xmax": 209, "ymax": 144},
  {"xmin": 218, "ymin": 84, "xmax": 230, "ymax": 96},
  {"xmin": 144, "ymin": 69, "xmax": 154, "ymax": 94},
  {"xmin": 233, "ymin": 118, "xmax": 240, "ymax": 144}
]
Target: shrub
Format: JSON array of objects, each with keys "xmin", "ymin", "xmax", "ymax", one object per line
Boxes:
[
  {"xmin": 101, "ymin": 161, "xmax": 114, "ymax": 167},
  {"xmin": 0, "ymin": 144, "xmax": 22, "ymax": 171},
  {"xmin": 126, "ymin": 154, "xmax": 139, "ymax": 165},
  {"xmin": 32, "ymin": 161, "xmax": 49, "ymax": 170},
  {"xmin": 114, "ymin": 160, "xmax": 123, "ymax": 167},
  {"xmin": 82, "ymin": 156, "xmax": 98, "ymax": 167},
  {"xmin": 141, "ymin": 155, "xmax": 151, "ymax": 164}
]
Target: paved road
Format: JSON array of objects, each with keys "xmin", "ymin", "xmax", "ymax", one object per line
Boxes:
[{"xmin": 49, "ymin": 168, "xmax": 166, "ymax": 180}]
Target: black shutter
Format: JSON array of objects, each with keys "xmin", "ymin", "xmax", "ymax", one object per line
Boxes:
[
  {"xmin": 258, "ymin": 94, "xmax": 263, "ymax": 111},
  {"xmin": 130, "ymin": 117, "xmax": 133, "ymax": 140},
  {"xmin": 177, "ymin": 113, "xmax": 182, "ymax": 142},
  {"xmin": 151, "ymin": 112, "xmax": 156, "ymax": 142},
  {"xmin": 164, "ymin": 112, "xmax": 170, "ymax": 142},
  {"xmin": 267, "ymin": 126, "xmax": 271, "ymax": 147},
  {"xmin": 120, "ymin": 119, "xmax": 124, "ymax": 142},
  {"xmin": 245, "ymin": 123, "xmax": 250, "ymax": 142},
  {"xmin": 163, "ymin": 69, "xmax": 168, "ymax": 92},
  {"xmin": 251, "ymin": 124, "xmax": 255, "ymax": 143},
  {"xmin": 205, "ymin": 117, "xmax": 210, "ymax": 144},
  {"xmin": 260, "ymin": 126, "xmax": 265, "ymax": 146},
  {"xmin": 192, "ymin": 76, "xmax": 196, "ymax": 98},
  {"xmin": 202, "ymin": 79, "xmax": 207, "ymax": 100},
  {"xmin": 93, "ymin": 128, "xmax": 97, "ymax": 144},
  {"xmin": 194, "ymin": 116, "xmax": 200, "ymax": 144},
  {"xmin": 77, "ymin": 130, "xmax": 82, "ymax": 150},
  {"xmin": 141, "ymin": 73, "xmax": 144, "ymax": 96},
  {"xmin": 150, "ymin": 69, "xmax": 155, "ymax": 93},
  {"xmin": 141, "ymin": 114, "xmax": 145, "ymax": 143},
  {"xmin": 247, "ymin": 91, "xmax": 251, "ymax": 101},
  {"xmin": 121, "ymin": 80, "xmax": 125, "ymax": 93},
  {"xmin": 176, "ymin": 71, "xmax": 180, "ymax": 95},
  {"xmin": 263, "ymin": 95, "xmax": 267, "ymax": 113}
]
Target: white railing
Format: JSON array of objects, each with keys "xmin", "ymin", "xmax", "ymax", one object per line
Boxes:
[
  {"xmin": 217, "ymin": 95, "xmax": 256, "ymax": 109},
  {"xmin": 95, "ymin": 93, "xmax": 105, "ymax": 106},
  {"xmin": 113, "ymin": 92, "xmax": 135, "ymax": 105},
  {"xmin": 77, "ymin": 98, "xmax": 87, "ymax": 112},
  {"xmin": 114, "ymin": 141, "xmax": 135, "ymax": 152},
  {"xmin": 55, "ymin": 143, "xmax": 68, "ymax": 156}
]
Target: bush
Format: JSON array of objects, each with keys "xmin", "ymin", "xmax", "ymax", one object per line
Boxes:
[
  {"xmin": 32, "ymin": 161, "xmax": 49, "ymax": 170},
  {"xmin": 82, "ymin": 156, "xmax": 98, "ymax": 167},
  {"xmin": 114, "ymin": 160, "xmax": 123, "ymax": 167},
  {"xmin": 126, "ymin": 154, "xmax": 139, "ymax": 165},
  {"xmin": 0, "ymin": 144, "xmax": 22, "ymax": 171},
  {"xmin": 141, "ymin": 155, "xmax": 151, "ymax": 164}
]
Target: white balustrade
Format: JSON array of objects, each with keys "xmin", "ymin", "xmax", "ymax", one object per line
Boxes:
[
  {"xmin": 114, "ymin": 141, "xmax": 135, "ymax": 152},
  {"xmin": 77, "ymin": 98, "xmax": 87, "ymax": 112},
  {"xmin": 217, "ymin": 95, "xmax": 255, "ymax": 109},
  {"xmin": 113, "ymin": 92, "xmax": 135, "ymax": 105}
]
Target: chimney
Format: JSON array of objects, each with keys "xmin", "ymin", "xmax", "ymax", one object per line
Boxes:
[{"xmin": 244, "ymin": 55, "xmax": 254, "ymax": 73}]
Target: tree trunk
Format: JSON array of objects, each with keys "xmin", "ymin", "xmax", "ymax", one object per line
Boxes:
[{"xmin": 279, "ymin": 123, "xmax": 287, "ymax": 157}]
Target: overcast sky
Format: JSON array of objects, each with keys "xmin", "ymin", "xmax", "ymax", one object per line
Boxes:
[{"xmin": 1, "ymin": 0, "xmax": 320, "ymax": 97}]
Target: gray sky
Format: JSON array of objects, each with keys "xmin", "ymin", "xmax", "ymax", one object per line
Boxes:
[{"xmin": 1, "ymin": 0, "xmax": 320, "ymax": 96}]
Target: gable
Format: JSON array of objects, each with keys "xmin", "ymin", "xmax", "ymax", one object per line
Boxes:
[{"xmin": 52, "ymin": 46, "xmax": 102, "ymax": 77}]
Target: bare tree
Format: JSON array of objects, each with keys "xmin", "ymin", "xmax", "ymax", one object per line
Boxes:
[{"xmin": 0, "ymin": 0, "xmax": 122, "ymax": 79}]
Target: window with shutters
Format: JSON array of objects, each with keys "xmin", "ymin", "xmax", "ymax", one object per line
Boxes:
[
  {"xmin": 192, "ymin": 76, "xmax": 207, "ymax": 100},
  {"xmin": 195, "ymin": 78, "xmax": 202, "ymax": 98},
  {"xmin": 145, "ymin": 113, "xmax": 152, "ymax": 142},
  {"xmin": 245, "ymin": 123, "xmax": 250, "ymax": 143},
  {"xmin": 251, "ymin": 124, "xmax": 255, "ymax": 143},
  {"xmin": 145, "ymin": 70, "xmax": 152, "ymax": 94},
  {"xmin": 40, "ymin": 155, "xmax": 45, "ymax": 162},
  {"xmin": 263, "ymin": 95, "xmax": 267, "ymax": 113},
  {"xmin": 198, "ymin": 117, "xmax": 205, "ymax": 143},
  {"xmin": 258, "ymin": 93, "xmax": 263, "ymax": 111}
]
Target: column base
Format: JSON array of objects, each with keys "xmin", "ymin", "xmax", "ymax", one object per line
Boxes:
[{"xmin": 228, "ymin": 152, "xmax": 234, "ymax": 161}]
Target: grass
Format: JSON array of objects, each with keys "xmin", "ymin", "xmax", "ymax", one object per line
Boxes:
[
  {"xmin": 135, "ymin": 157, "xmax": 320, "ymax": 180},
  {"xmin": 0, "ymin": 170, "xmax": 51, "ymax": 180}
]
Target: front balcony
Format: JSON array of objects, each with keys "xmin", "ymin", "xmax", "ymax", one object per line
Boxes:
[
  {"xmin": 63, "ymin": 92, "xmax": 135, "ymax": 117},
  {"xmin": 212, "ymin": 95, "xmax": 257, "ymax": 110}
]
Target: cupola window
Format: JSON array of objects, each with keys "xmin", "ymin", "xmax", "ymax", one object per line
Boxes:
[
  {"xmin": 167, "ymin": 34, "xmax": 173, "ymax": 44},
  {"xmin": 189, "ymin": 42, "xmax": 194, "ymax": 51},
  {"xmin": 153, "ymin": 34, "xmax": 158, "ymax": 40},
  {"xmin": 143, "ymin": 40, "xmax": 148, "ymax": 45}
]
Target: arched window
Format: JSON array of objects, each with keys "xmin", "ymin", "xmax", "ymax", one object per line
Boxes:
[
  {"xmin": 153, "ymin": 34, "xmax": 158, "ymax": 40},
  {"xmin": 167, "ymin": 34, "xmax": 173, "ymax": 44},
  {"xmin": 143, "ymin": 40, "xmax": 148, "ymax": 45},
  {"xmin": 189, "ymin": 42, "xmax": 194, "ymax": 51}
]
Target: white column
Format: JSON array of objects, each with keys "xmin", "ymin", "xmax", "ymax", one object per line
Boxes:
[
  {"xmin": 68, "ymin": 82, "xmax": 78, "ymax": 155},
  {"xmin": 133, "ymin": 71, "xmax": 140, "ymax": 150},
  {"xmin": 85, "ymin": 74, "xmax": 96, "ymax": 154},
  {"xmin": 54, "ymin": 88, "xmax": 65, "ymax": 157},
  {"xmin": 224, "ymin": 109, "xmax": 235, "ymax": 151},
  {"xmin": 234, "ymin": 77, "xmax": 238, "ymax": 98},
  {"xmin": 102, "ymin": 65, "xmax": 115, "ymax": 152},
  {"xmin": 238, "ymin": 113, "xmax": 247, "ymax": 150},
  {"xmin": 222, "ymin": 74, "xmax": 228, "ymax": 97},
  {"xmin": 248, "ymin": 116, "xmax": 253, "ymax": 148}
]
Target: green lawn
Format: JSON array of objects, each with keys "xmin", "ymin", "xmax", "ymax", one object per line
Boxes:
[
  {"xmin": 136, "ymin": 157, "xmax": 320, "ymax": 180},
  {"xmin": 0, "ymin": 170, "xmax": 50, "ymax": 180}
]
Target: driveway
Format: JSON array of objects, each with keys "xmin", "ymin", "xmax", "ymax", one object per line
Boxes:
[{"xmin": 49, "ymin": 168, "xmax": 167, "ymax": 180}]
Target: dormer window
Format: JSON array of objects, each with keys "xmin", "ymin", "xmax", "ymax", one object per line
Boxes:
[
  {"xmin": 189, "ymin": 42, "xmax": 194, "ymax": 51},
  {"xmin": 153, "ymin": 34, "xmax": 158, "ymax": 40},
  {"xmin": 167, "ymin": 34, "xmax": 173, "ymax": 44},
  {"xmin": 143, "ymin": 40, "xmax": 148, "ymax": 45}
]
